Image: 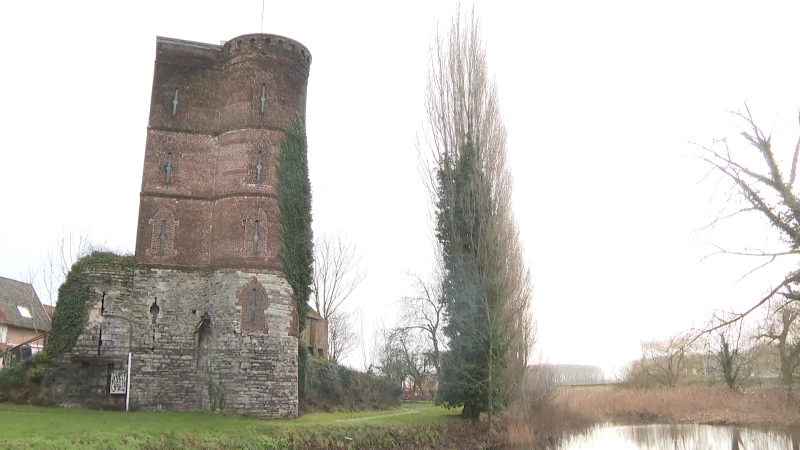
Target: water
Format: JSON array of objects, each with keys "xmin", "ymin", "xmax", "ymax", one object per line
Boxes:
[{"xmin": 547, "ymin": 423, "xmax": 798, "ymax": 449}]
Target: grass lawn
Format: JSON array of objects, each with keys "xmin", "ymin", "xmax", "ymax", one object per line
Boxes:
[{"xmin": 0, "ymin": 402, "xmax": 463, "ymax": 449}]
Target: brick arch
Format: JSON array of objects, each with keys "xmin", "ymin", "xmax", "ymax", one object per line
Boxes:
[
  {"xmin": 146, "ymin": 209, "xmax": 179, "ymax": 259},
  {"xmin": 237, "ymin": 277, "xmax": 269, "ymax": 333},
  {"xmin": 241, "ymin": 208, "xmax": 270, "ymax": 259}
]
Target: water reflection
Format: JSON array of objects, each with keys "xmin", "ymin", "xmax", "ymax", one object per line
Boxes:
[{"xmin": 549, "ymin": 423, "xmax": 798, "ymax": 449}]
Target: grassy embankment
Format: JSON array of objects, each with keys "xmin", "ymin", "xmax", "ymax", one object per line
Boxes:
[
  {"xmin": 7, "ymin": 384, "xmax": 796, "ymax": 449},
  {"xmin": 0, "ymin": 402, "xmax": 501, "ymax": 450}
]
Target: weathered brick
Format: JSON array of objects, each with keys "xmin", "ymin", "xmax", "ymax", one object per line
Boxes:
[{"xmin": 39, "ymin": 33, "xmax": 310, "ymax": 419}]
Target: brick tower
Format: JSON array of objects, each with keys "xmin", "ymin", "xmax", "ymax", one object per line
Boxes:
[{"xmin": 129, "ymin": 33, "xmax": 311, "ymax": 417}]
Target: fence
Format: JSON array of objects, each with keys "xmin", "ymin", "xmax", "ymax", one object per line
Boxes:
[{"xmin": 0, "ymin": 333, "xmax": 47, "ymax": 369}]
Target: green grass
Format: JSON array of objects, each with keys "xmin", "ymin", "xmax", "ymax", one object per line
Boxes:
[{"xmin": 0, "ymin": 402, "xmax": 461, "ymax": 449}]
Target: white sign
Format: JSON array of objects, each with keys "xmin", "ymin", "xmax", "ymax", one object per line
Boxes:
[{"xmin": 110, "ymin": 371, "xmax": 127, "ymax": 394}]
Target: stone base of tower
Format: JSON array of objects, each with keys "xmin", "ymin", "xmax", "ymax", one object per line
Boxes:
[{"xmin": 38, "ymin": 263, "xmax": 299, "ymax": 419}]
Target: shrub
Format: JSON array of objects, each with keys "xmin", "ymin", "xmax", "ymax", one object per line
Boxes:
[
  {"xmin": 27, "ymin": 367, "xmax": 46, "ymax": 384},
  {"xmin": 0, "ymin": 366, "xmax": 26, "ymax": 393},
  {"xmin": 303, "ymin": 359, "xmax": 401, "ymax": 412}
]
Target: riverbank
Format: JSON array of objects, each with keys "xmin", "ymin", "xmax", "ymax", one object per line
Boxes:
[
  {"xmin": 503, "ymin": 384, "xmax": 800, "ymax": 448},
  {"xmin": 558, "ymin": 384, "xmax": 800, "ymax": 429},
  {"xmin": 0, "ymin": 402, "xmax": 504, "ymax": 450}
]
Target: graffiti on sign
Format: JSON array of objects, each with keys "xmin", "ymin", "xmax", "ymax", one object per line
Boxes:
[{"xmin": 110, "ymin": 371, "xmax": 127, "ymax": 394}]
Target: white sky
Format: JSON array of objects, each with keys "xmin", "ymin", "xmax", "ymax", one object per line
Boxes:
[{"xmin": 2, "ymin": 1, "xmax": 800, "ymax": 374}]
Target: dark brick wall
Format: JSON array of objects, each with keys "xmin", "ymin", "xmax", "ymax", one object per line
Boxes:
[
  {"xmin": 140, "ymin": 130, "xmax": 217, "ymax": 199},
  {"xmin": 210, "ymin": 196, "xmax": 281, "ymax": 271},
  {"xmin": 135, "ymin": 197, "xmax": 213, "ymax": 267},
  {"xmin": 136, "ymin": 34, "xmax": 310, "ymax": 271}
]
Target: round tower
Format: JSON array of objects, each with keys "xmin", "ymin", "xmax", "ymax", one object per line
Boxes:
[
  {"xmin": 131, "ymin": 33, "xmax": 312, "ymax": 419},
  {"xmin": 211, "ymin": 34, "xmax": 311, "ymax": 271}
]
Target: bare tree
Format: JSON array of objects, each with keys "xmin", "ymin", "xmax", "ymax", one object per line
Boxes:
[
  {"xmin": 312, "ymin": 231, "xmax": 366, "ymax": 361},
  {"xmin": 697, "ymin": 106, "xmax": 800, "ymax": 332},
  {"xmin": 706, "ymin": 313, "xmax": 755, "ymax": 390},
  {"xmin": 757, "ymin": 295, "xmax": 800, "ymax": 385},
  {"xmin": 327, "ymin": 308, "xmax": 359, "ymax": 363},
  {"xmin": 36, "ymin": 225, "xmax": 95, "ymax": 305},
  {"xmin": 642, "ymin": 333, "xmax": 693, "ymax": 387},
  {"xmin": 392, "ymin": 327, "xmax": 435, "ymax": 398},
  {"xmin": 517, "ymin": 363, "xmax": 558, "ymax": 423},
  {"xmin": 398, "ymin": 247, "xmax": 446, "ymax": 379}
]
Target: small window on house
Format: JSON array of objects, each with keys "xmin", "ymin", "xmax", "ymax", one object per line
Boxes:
[
  {"xmin": 17, "ymin": 306, "xmax": 32, "ymax": 318},
  {"xmin": 317, "ymin": 348, "xmax": 324, "ymax": 358}
]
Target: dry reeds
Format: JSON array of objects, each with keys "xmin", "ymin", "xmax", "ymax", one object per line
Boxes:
[{"xmin": 557, "ymin": 385, "xmax": 800, "ymax": 429}]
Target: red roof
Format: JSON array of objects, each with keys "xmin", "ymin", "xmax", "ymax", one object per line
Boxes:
[{"xmin": 43, "ymin": 305, "xmax": 55, "ymax": 320}]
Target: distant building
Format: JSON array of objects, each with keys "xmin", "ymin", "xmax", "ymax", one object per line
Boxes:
[
  {"xmin": 0, "ymin": 276, "xmax": 51, "ymax": 364},
  {"xmin": 302, "ymin": 309, "xmax": 328, "ymax": 359},
  {"xmin": 43, "ymin": 304, "xmax": 55, "ymax": 321}
]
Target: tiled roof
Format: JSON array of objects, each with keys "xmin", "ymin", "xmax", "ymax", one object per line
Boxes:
[
  {"xmin": 43, "ymin": 304, "xmax": 55, "ymax": 321},
  {"xmin": 0, "ymin": 276, "xmax": 51, "ymax": 332}
]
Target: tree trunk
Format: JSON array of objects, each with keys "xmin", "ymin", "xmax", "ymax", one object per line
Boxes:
[{"xmin": 487, "ymin": 332, "xmax": 493, "ymax": 428}]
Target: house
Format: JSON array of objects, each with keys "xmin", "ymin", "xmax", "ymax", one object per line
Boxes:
[
  {"xmin": 0, "ymin": 276, "xmax": 51, "ymax": 363},
  {"xmin": 43, "ymin": 304, "xmax": 55, "ymax": 321},
  {"xmin": 302, "ymin": 309, "xmax": 328, "ymax": 359}
]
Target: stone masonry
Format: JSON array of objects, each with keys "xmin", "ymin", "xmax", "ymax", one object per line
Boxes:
[{"xmin": 41, "ymin": 33, "xmax": 311, "ymax": 418}]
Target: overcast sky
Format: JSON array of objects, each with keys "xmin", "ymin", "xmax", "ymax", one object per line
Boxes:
[{"xmin": 2, "ymin": 1, "xmax": 800, "ymax": 374}]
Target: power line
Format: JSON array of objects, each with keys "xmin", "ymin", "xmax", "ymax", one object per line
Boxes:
[{"xmin": 260, "ymin": 0, "xmax": 265, "ymax": 33}]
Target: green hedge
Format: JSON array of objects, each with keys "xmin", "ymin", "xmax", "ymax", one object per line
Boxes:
[
  {"xmin": 0, "ymin": 351, "xmax": 50, "ymax": 403},
  {"xmin": 303, "ymin": 359, "xmax": 402, "ymax": 412}
]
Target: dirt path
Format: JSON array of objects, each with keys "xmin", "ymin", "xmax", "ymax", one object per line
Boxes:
[{"xmin": 331, "ymin": 408, "xmax": 421, "ymax": 423}]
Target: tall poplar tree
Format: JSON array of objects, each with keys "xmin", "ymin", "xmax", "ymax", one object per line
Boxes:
[{"xmin": 421, "ymin": 6, "xmax": 534, "ymax": 426}]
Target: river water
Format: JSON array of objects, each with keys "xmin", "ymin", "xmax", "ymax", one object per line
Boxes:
[{"xmin": 544, "ymin": 423, "xmax": 798, "ymax": 449}]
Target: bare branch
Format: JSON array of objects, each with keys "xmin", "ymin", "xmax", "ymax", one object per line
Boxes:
[{"xmin": 311, "ymin": 231, "xmax": 365, "ymax": 320}]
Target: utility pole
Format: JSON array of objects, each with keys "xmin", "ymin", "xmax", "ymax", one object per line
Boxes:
[{"xmin": 102, "ymin": 313, "xmax": 133, "ymax": 412}]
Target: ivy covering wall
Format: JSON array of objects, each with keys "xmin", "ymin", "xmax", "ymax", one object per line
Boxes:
[
  {"xmin": 275, "ymin": 113, "xmax": 314, "ymax": 404},
  {"xmin": 276, "ymin": 113, "xmax": 313, "ymax": 332},
  {"xmin": 45, "ymin": 252, "xmax": 134, "ymax": 357}
]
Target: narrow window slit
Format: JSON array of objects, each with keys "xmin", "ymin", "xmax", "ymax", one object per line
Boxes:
[
  {"xmin": 164, "ymin": 152, "xmax": 173, "ymax": 184},
  {"xmin": 172, "ymin": 88, "xmax": 179, "ymax": 115},
  {"xmin": 256, "ymin": 151, "xmax": 263, "ymax": 183},
  {"xmin": 260, "ymin": 84, "xmax": 267, "ymax": 113},
  {"xmin": 150, "ymin": 298, "xmax": 160, "ymax": 326},
  {"xmin": 158, "ymin": 220, "xmax": 167, "ymax": 256},
  {"xmin": 252, "ymin": 220, "xmax": 260, "ymax": 256}
]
